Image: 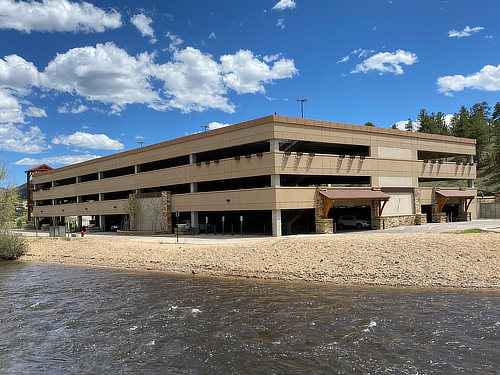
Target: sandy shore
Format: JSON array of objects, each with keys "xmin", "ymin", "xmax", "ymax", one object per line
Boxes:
[{"xmin": 21, "ymin": 232, "xmax": 500, "ymax": 288}]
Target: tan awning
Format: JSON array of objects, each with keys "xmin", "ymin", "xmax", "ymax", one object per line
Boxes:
[
  {"xmin": 436, "ymin": 190, "xmax": 475, "ymax": 198},
  {"xmin": 320, "ymin": 189, "xmax": 390, "ymax": 201}
]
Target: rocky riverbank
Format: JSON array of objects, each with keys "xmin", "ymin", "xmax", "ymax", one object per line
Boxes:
[{"xmin": 22, "ymin": 232, "xmax": 500, "ymax": 288}]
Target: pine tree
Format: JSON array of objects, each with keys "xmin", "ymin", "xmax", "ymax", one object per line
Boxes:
[
  {"xmin": 417, "ymin": 109, "xmax": 433, "ymax": 133},
  {"xmin": 450, "ymin": 106, "xmax": 470, "ymax": 138},
  {"xmin": 364, "ymin": 122, "xmax": 375, "ymax": 127},
  {"xmin": 391, "ymin": 123, "xmax": 398, "ymax": 130},
  {"xmin": 492, "ymin": 102, "xmax": 500, "ymax": 164},
  {"xmin": 469, "ymin": 102, "xmax": 490, "ymax": 163},
  {"xmin": 405, "ymin": 118, "xmax": 414, "ymax": 132}
]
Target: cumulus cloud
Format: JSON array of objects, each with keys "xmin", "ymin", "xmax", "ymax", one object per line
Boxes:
[
  {"xmin": 0, "ymin": 54, "xmax": 41, "ymax": 92},
  {"xmin": 448, "ymin": 26, "xmax": 484, "ymax": 38},
  {"xmin": 15, "ymin": 154, "xmax": 100, "ymax": 166},
  {"xmin": 150, "ymin": 47, "xmax": 234, "ymax": 113},
  {"xmin": 0, "ymin": 123, "xmax": 48, "ymax": 153},
  {"xmin": 0, "ymin": 89, "xmax": 24, "ymax": 124},
  {"xmin": 1, "ymin": 43, "xmax": 298, "ymax": 114},
  {"xmin": 208, "ymin": 32, "xmax": 216, "ymax": 40},
  {"xmin": 57, "ymin": 102, "xmax": 89, "ymax": 114},
  {"xmin": 220, "ymin": 49, "xmax": 298, "ymax": 94},
  {"xmin": 52, "ymin": 131, "xmax": 124, "ymax": 150},
  {"xmin": 337, "ymin": 56, "xmax": 350, "ymax": 64},
  {"xmin": 263, "ymin": 53, "xmax": 282, "ymax": 63},
  {"xmin": 42, "ymin": 42, "xmax": 159, "ymax": 112},
  {"xmin": 131, "ymin": 13, "xmax": 156, "ymax": 44},
  {"xmin": 437, "ymin": 64, "xmax": 500, "ymax": 94},
  {"xmin": 0, "ymin": 0, "xmax": 122, "ymax": 33},
  {"xmin": 352, "ymin": 50, "xmax": 418, "ymax": 75},
  {"xmin": 394, "ymin": 114, "xmax": 453, "ymax": 131},
  {"xmin": 207, "ymin": 122, "xmax": 230, "ymax": 130},
  {"xmin": 273, "ymin": 0, "xmax": 296, "ymax": 11}
]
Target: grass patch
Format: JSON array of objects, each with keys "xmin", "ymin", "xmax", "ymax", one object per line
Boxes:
[{"xmin": 454, "ymin": 228, "xmax": 485, "ymax": 234}]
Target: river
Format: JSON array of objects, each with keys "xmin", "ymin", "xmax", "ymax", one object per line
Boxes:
[{"xmin": 1, "ymin": 263, "xmax": 499, "ymax": 374}]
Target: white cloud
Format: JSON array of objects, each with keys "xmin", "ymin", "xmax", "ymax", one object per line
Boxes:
[
  {"xmin": 207, "ymin": 122, "xmax": 230, "ymax": 130},
  {"xmin": 394, "ymin": 119, "xmax": 420, "ymax": 131},
  {"xmin": 0, "ymin": 123, "xmax": 48, "ymax": 153},
  {"xmin": 42, "ymin": 42, "xmax": 160, "ymax": 112},
  {"xmin": 0, "ymin": 0, "xmax": 122, "ymax": 33},
  {"xmin": 437, "ymin": 64, "xmax": 500, "ymax": 94},
  {"xmin": 0, "ymin": 54, "xmax": 41, "ymax": 92},
  {"xmin": 352, "ymin": 48, "xmax": 375, "ymax": 58},
  {"xmin": 1, "ymin": 43, "xmax": 298, "ymax": 114},
  {"xmin": 220, "ymin": 49, "xmax": 297, "ymax": 94},
  {"xmin": 26, "ymin": 106, "xmax": 46, "ymax": 118},
  {"xmin": 165, "ymin": 31, "xmax": 183, "ymax": 52},
  {"xmin": 276, "ymin": 18, "xmax": 285, "ymax": 29},
  {"xmin": 394, "ymin": 114, "xmax": 453, "ymax": 131},
  {"xmin": 273, "ymin": 0, "xmax": 296, "ymax": 11},
  {"xmin": 15, "ymin": 154, "xmax": 100, "ymax": 166},
  {"xmin": 448, "ymin": 26, "xmax": 484, "ymax": 38},
  {"xmin": 263, "ymin": 53, "xmax": 282, "ymax": 63},
  {"xmin": 57, "ymin": 102, "xmax": 89, "ymax": 114},
  {"xmin": 131, "ymin": 13, "xmax": 156, "ymax": 44},
  {"xmin": 52, "ymin": 131, "xmax": 124, "ymax": 150},
  {"xmin": 0, "ymin": 89, "xmax": 24, "ymax": 124},
  {"xmin": 337, "ymin": 55, "xmax": 350, "ymax": 64},
  {"xmin": 352, "ymin": 50, "xmax": 418, "ymax": 75},
  {"xmin": 150, "ymin": 47, "xmax": 234, "ymax": 113},
  {"xmin": 208, "ymin": 32, "xmax": 216, "ymax": 40}
]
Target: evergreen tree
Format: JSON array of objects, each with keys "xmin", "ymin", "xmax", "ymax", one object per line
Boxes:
[
  {"xmin": 405, "ymin": 118, "xmax": 414, "ymax": 132},
  {"xmin": 417, "ymin": 109, "xmax": 433, "ymax": 133},
  {"xmin": 492, "ymin": 102, "xmax": 500, "ymax": 164},
  {"xmin": 364, "ymin": 122, "xmax": 375, "ymax": 127},
  {"xmin": 391, "ymin": 123, "xmax": 398, "ymax": 130},
  {"xmin": 450, "ymin": 106, "xmax": 470, "ymax": 138},
  {"xmin": 469, "ymin": 102, "xmax": 490, "ymax": 162}
]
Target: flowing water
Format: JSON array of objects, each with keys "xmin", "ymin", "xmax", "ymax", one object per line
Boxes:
[{"xmin": 1, "ymin": 263, "xmax": 499, "ymax": 374}]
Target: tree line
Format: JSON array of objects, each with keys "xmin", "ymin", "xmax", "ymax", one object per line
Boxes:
[{"xmin": 390, "ymin": 102, "xmax": 500, "ymax": 166}]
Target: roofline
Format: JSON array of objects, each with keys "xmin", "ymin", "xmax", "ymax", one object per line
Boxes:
[
  {"xmin": 36, "ymin": 114, "xmax": 476, "ymax": 176},
  {"xmin": 274, "ymin": 115, "xmax": 477, "ymax": 145}
]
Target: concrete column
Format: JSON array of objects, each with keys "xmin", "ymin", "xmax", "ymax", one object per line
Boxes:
[
  {"xmin": 52, "ymin": 199, "xmax": 55, "ymax": 205},
  {"xmin": 272, "ymin": 209, "xmax": 282, "ymax": 237},
  {"xmin": 76, "ymin": 176, "xmax": 81, "ymax": 183},
  {"xmin": 190, "ymin": 180, "xmax": 198, "ymax": 230},
  {"xmin": 189, "ymin": 153, "xmax": 197, "ymax": 164},
  {"xmin": 99, "ymin": 215, "xmax": 105, "ymax": 231},
  {"xmin": 269, "ymin": 139, "xmax": 280, "ymax": 153},
  {"xmin": 271, "ymin": 174, "xmax": 280, "ymax": 187},
  {"xmin": 76, "ymin": 196, "xmax": 82, "ymax": 203},
  {"xmin": 99, "ymin": 193, "xmax": 103, "ymax": 201},
  {"xmin": 98, "ymin": 172, "xmax": 103, "ymax": 180},
  {"xmin": 134, "ymin": 165, "xmax": 139, "ymax": 174},
  {"xmin": 77, "ymin": 216, "xmax": 83, "ymax": 230}
]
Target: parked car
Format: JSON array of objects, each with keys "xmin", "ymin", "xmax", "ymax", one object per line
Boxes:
[
  {"xmin": 336, "ymin": 215, "xmax": 370, "ymax": 230},
  {"xmin": 110, "ymin": 225, "xmax": 120, "ymax": 232}
]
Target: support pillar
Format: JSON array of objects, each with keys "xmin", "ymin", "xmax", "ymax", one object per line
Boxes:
[
  {"xmin": 99, "ymin": 215, "xmax": 105, "ymax": 231},
  {"xmin": 269, "ymin": 139, "xmax": 280, "ymax": 153},
  {"xmin": 77, "ymin": 216, "xmax": 83, "ymax": 230},
  {"xmin": 272, "ymin": 209, "xmax": 282, "ymax": 237}
]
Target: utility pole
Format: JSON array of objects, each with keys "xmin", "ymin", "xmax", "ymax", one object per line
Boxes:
[{"xmin": 297, "ymin": 98, "xmax": 307, "ymax": 118}]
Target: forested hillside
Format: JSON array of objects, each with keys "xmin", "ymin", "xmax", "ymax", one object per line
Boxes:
[{"xmin": 393, "ymin": 102, "xmax": 500, "ymax": 194}]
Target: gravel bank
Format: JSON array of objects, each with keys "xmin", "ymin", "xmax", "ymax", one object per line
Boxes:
[{"xmin": 22, "ymin": 232, "xmax": 500, "ymax": 288}]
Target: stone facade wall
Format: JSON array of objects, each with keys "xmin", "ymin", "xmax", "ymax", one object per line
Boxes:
[
  {"xmin": 374, "ymin": 215, "xmax": 418, "ymax": 229},
  {"xmin": 314, "ymin": 189, "xmax": 333, "ymax": 234},
  {"xmin": 129, "ymin": 192, "xmax": 172, "ymax": 233}
]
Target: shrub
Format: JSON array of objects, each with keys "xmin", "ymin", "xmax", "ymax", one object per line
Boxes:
[{"xmin": 0, "ymin": 230, "xmax": 28, "ymax": 260}]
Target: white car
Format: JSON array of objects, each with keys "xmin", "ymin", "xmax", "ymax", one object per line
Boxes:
[{"xmin": 336, "ymin": 215, "xmax": 370, "ymax": 230}]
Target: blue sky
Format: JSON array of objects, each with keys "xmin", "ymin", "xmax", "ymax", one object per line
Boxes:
[{"xmin": 0, "ymin": 0, "xmax": 499, "ymax": 185}]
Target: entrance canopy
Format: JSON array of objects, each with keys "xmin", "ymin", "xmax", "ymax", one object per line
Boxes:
[
  {"xmin": 320, "ymin": 189, "xmax": 390, "ymax": 201},
  {"xmin": 435, "ymin": 190, "xmax": 475, "ymax": 199},
  {"xmin": 435, "ymin": 189, "xmax": 475, "ymax": 213},
  {"xmin": 319, "ymin": 189, "xmax": 390, "ymax": 217}
]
